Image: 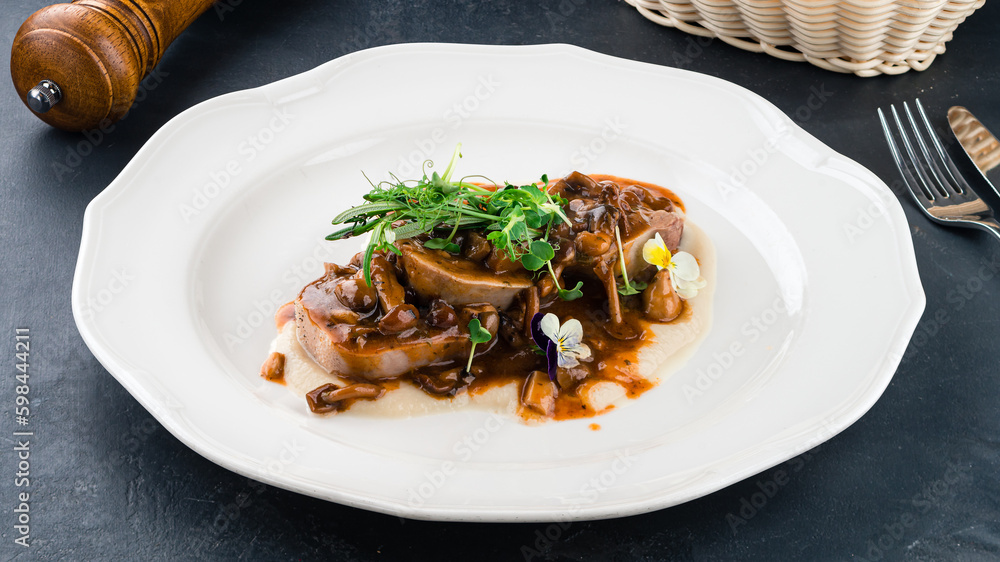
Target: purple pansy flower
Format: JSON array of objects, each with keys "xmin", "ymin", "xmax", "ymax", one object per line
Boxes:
[{"xmin": 531, "ymin": 312, "xmax": 591, "ymax": 382}]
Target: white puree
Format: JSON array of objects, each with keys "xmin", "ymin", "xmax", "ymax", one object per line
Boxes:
[{"xmin": 269, "ymin": 222, "xmax": 716, "ymax": 420}]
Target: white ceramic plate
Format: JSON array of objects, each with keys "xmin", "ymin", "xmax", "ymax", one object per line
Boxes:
[{"xmin": 73, "ymin": 44, "xmax": 924, "ymax": 522}]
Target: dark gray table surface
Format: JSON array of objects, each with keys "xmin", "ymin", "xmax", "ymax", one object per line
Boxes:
[{"xmin": 2, "ymin": 1, "xmax": 999, "ymax": 560}]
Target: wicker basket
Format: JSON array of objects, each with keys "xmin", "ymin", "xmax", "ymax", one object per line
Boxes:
[{"xmin": 625, "ymin": 0, "xmax": 985, "ymax": 76}]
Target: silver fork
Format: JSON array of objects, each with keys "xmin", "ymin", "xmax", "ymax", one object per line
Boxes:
[{"xmin": 878, "ymin": 98, "xmax": 1000, "ymax": 242}]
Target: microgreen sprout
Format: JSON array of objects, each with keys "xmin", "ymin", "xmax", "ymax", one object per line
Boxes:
[
  {"xmin": 544, "ymin": 261, "xmax": 584, "ymax": 301},
  {"xmin": 326, "ymin": 145, "xmax": 576, "ymax": 298},
  {"xmin": 614, "ymin": 225, "xmax": 647, "ymax": 296},
  {"xmin": 465, "ymin": 318, "xmax": 492, "ymax": 373},
  {"xmin": 520, "ymin": 239, "xmax": 555, "ymax": 271},
  {"xmin": 422, "ymin": 238, "xmax": 461, "ymax": 253}
]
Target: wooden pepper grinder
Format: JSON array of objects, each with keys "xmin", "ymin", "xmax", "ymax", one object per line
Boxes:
[{"xmin": 10, "ymin": 0, "xmax": 217, "ymax": 131}]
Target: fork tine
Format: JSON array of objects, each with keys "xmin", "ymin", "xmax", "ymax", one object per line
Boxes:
[
  {"xmin": 890, "ymin": 104, "xmax": 945, "ymax": 200},
  {"xmin": 903, "ymin": 101, "xmax": 955, "ymax": 197},
  {"xmin": 913, "ymin": 98, "xmax": 975, "ymax": 195},
  {"xmin": 880, "ymin": 101, "xmax": 1000, "ymax": 243},
  {"xmin": 878, "ymin": 107, "xmax": 935, "ymax": 208}
]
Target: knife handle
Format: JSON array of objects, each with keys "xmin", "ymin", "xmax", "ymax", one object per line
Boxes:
[{"xmin": 10, "ymin": 0, "xmax": 217, "ymax": 131}]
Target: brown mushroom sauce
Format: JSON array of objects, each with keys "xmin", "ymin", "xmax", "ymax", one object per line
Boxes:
[{"xmin": 263, "ymin": 173, "xmax": 696, "ymax": 421}]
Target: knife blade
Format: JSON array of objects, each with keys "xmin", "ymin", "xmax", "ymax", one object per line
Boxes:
[{"xmin": 948, "ymin": 106, "xmax": 1000, "ymax": 194}]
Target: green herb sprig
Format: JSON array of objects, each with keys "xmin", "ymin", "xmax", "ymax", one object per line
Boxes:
[
  {"xmin": 326, "ymin": 145, "xmax": 572, "ymax": 292},
  {"xmin": 614, "ymin": 225, "xmax": 647, "ymax": 296},
  {"xmin": 465, "ymin": 318, "xmax": 493, "ymax": 373}
]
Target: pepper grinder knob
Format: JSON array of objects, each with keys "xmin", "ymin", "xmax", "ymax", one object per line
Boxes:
[
  {"xmin": 26, "ymin": 79, "xmax": 62, "ymax": 113},
  {"xmin": 11, "ymin": 0, "xmax": 216, "ymax": 131}
]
